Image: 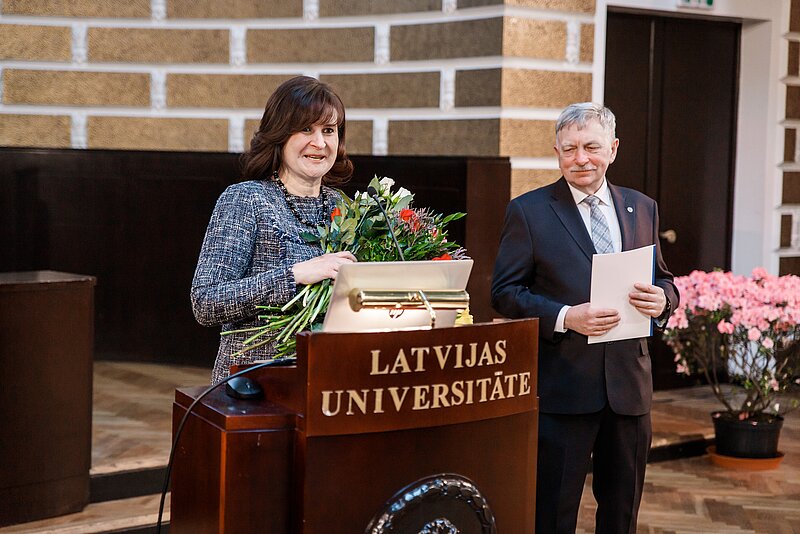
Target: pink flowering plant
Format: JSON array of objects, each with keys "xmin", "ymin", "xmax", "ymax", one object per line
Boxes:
[{"xmin": 663, "ymin": 268, "xmax": 800, "ymax": 421}]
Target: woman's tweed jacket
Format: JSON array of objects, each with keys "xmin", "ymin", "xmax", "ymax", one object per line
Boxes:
[{"xmin": 191, "ymin": 179, "xmax": 341, "ymax": 384}]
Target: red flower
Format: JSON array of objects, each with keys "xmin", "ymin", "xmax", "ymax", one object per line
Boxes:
[
  {"xmin": 330, "ymin": 207, "xmax": 341, "ymax": 221},
  {"xmin": 399, "ymin": 209, "xmax": 422, "ymax": 232},
  {"xmin": 431, "ymin": 253, "xmax": 452, "ymax": 261}
]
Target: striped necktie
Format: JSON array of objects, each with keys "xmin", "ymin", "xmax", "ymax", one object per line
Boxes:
[{"xmin": 583, "ymin": 195, "xmax": 614, "ymax": 254}]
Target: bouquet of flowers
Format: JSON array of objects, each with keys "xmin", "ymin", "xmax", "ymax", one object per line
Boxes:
[
  {"xmin": 225, "ymin": 176, "xmax": 467, "ymax": 358},
  {"xmin": 663, "ymin": 268, "xmax": 800, "ymax": 420}
]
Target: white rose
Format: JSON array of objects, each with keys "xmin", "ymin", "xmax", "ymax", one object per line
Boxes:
[
  {"xmin": 394, "ymin": 187, "xmax": 411, "ymax": 199},
  {"xmin": 379, "ymin": 177, "xmax": 395, "ymax": 190}
]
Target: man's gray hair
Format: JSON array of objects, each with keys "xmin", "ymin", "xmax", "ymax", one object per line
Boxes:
[{"xmin": 555, "ymin": 102, "xmax": 616, "ymax": 140}]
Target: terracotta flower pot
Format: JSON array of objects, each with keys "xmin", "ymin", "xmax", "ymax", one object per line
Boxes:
[{"xmin": 711, "ymin": 411, "xmax": 783, "ymax": 459}]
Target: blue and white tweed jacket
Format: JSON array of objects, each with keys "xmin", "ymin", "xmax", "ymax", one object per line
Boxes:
[{"xmin": 191, "ymin": 179, "xmax": 340, "ymax": 384}]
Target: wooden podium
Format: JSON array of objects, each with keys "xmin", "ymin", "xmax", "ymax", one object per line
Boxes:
[
  {"xmin": 0, "ymin": 271, "xmax": 95, "ymax": 526},
  {"xmin": 171, "ymin": 319, "xmax": 538, "ymax": 533}
]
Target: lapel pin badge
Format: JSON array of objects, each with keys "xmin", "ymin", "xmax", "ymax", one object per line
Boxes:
[{"xmin": 627, "ymin": 207, "xmax": 633, "ymax": 213}]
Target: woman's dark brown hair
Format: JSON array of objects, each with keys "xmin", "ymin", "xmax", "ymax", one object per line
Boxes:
[{"xmin": 241, "ymin": 76, "xmax": 353, "ymax": 185}]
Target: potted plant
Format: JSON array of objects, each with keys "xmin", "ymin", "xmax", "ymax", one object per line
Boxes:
[{"xmin": 662, "ymin": 268, "xmax": 800, "ymax": 462}]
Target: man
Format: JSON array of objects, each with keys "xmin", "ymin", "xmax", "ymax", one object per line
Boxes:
[{"xmin": 491, "ymin": 103, "xmax": 679, "ymax": 533}]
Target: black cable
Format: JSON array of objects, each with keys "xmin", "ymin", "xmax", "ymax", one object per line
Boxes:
[
  {"xmin": 367, "ymin": 185, "xmax": 405, "ymax": 261},
  {"xmin": 156, "ymin": 357, "xmax": 296, "ymax": 533}
]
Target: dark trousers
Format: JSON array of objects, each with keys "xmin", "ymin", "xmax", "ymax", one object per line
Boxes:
[{"xmin": 535, "ymin": 405, "xmax": 652, "ymax": 534}]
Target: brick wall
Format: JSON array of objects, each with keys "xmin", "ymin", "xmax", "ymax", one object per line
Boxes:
[
  {"xmin": 0, "ymin": 0, "xmax": 594, "ymax": 197},
  {"xmin": 780, "ymin": 0, "xmax": 800, "ymax": 274}
]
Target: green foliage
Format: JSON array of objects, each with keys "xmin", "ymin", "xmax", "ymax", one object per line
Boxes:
[{"xmin": 223, "ymin": 176, "xmax": 468, "ymax": 358}]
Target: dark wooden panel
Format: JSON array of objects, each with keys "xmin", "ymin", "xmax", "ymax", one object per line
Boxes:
[
  {"xmin": 0, "ymin": 149, "xmax": 236, "ymax": 365},
  {"xmin": 301, "ymin": 414, "xmax": 536, "ymax": 532},
  {"xmin": 788, "ymin": 86, "xmax": 800, "ymax": 120},
  {"xmin": 605, "ymin": 12, "xmax": 740, "ymax": 390},
  {"xmin": 603, "ymin": 13, "xmax": 654, "ymax": 196},
  {"xmin": 781, "ymin": 214, "xmax": 793, "ymax": 249},
  {"xmin": 300, "ymin": 320, "xmax": 537, "ymax": 436},
  {"xmin": 1, "ymin": 148, "xmax": 509, "ymax": 365},
  {"xmin": 171, "ymin": 401, "xmax": 294, "ymax": 534},
  {"xmin": 784, "ymin": 171, "xmax": 800, "ymax": 203},
  {"xmin": 793, "ymin": 1, "xmax": 800, "ymax": 32},
  {"xmin": 779, "ymin": 256, "xmax": 800, "ymax": 276},
  {"xmin": 786, "ymin": 128, "xmax": 797, "ymax": 163},
  {"xmin": 657, "ymin": 16, "xmax": 739, "ymax": 275},
  {"xmin": 170, "ymin": 405, "xmax": 224, "ymax": 534},
  {"xmin": 605, "ymin": 12, "xmax": 739, "ymax": 276},
  {"xmin": 0, "ymin": 272, "xmax": 94, "ymax": 526},
  {"xmin": 466, "ymin": 158, "xmax": 511, "ymax": 323}
]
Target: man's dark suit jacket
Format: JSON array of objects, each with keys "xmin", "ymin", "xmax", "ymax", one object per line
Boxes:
[{"xmin": 491, "ymin": 177, "xmax": 679, "ymax": 416}]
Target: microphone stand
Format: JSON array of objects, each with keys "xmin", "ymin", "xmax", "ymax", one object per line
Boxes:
[{"xmin": 368, "ymin": 186, "xmax": 405, "ymax": 261}]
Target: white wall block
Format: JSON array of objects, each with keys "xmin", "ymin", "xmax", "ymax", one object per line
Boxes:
[
  {"xmin": 229, "ymin": 116, "xmax": 245, "ymax": 153},
  {"xmin": 72, "ymin": 24, "xmax": 88, "ymax": 65},
  {"xmin": 373, "ymin": 117, "xmax": 388, "ymax": 156},
  {"xmin": 151, "ymin": 69, "xmax": 166, "ymax": 110},
  {"xmin": 566, "ymin": 20, "xmax": 580, "ymax": 65},
  {"xmin": 441, "ymin": 69, "xmax": 455, "ymax": 111},
  {"xmin": 304, "ymin": 0, "xmax": 320, "ymax": 21},
  {"xmin": 152, "ymin": 0, "xmax": 166, "ymax": 21},
  {"xmin": 231, "ymin": 27, "xmax": 247, "ymax": 67},
  {"xmin": 375, "ymin": 24, "xmax": 390, "ymax": 65},
  {"xmin": 71, "ymin": 112, "xmax": 87, "ymax": 149}
]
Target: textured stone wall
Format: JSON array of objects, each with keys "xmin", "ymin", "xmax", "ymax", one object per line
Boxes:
[
  {"xmin": 0, "ymin": 0, "xmax": 594, "ymax": 196},
  {"xmin": 780, "ymin": 0, "xmax": 800, "ymax": 274}
]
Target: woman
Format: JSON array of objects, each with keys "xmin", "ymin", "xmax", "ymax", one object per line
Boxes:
[{"xmin": 192, "ymin": 76, "xmax": 356, "ymax": 384}]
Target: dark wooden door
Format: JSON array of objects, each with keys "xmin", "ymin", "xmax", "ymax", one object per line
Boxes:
[{"xmin": 604, "ymin": 11, "xmax": 740, "ymax": 388}]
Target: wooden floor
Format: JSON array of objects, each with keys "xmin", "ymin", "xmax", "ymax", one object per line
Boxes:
[
  {"xmin": 2, "ymin": 361, "xmax": 798, "ymax": 533},
  {"xmin": 583, "ymin": 388, "xmax": 800, "ymax": 533},
  {"xmin": 89, "ymin": 361, "xmax": 210, "ymax": 476}
]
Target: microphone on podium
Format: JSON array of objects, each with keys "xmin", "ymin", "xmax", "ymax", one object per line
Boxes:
[
  {"xmin": 368, "ymin": 185, "xmax": 405, "ymax": 261},
  {"xmin": 157, "ymin": 357, "xmax": 295, "ymax": 533}
]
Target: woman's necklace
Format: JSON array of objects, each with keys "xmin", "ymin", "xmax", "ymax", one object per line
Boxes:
[{"xmin": 273, "ymin": 171, "xmax": 329, "ymax": 227}]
